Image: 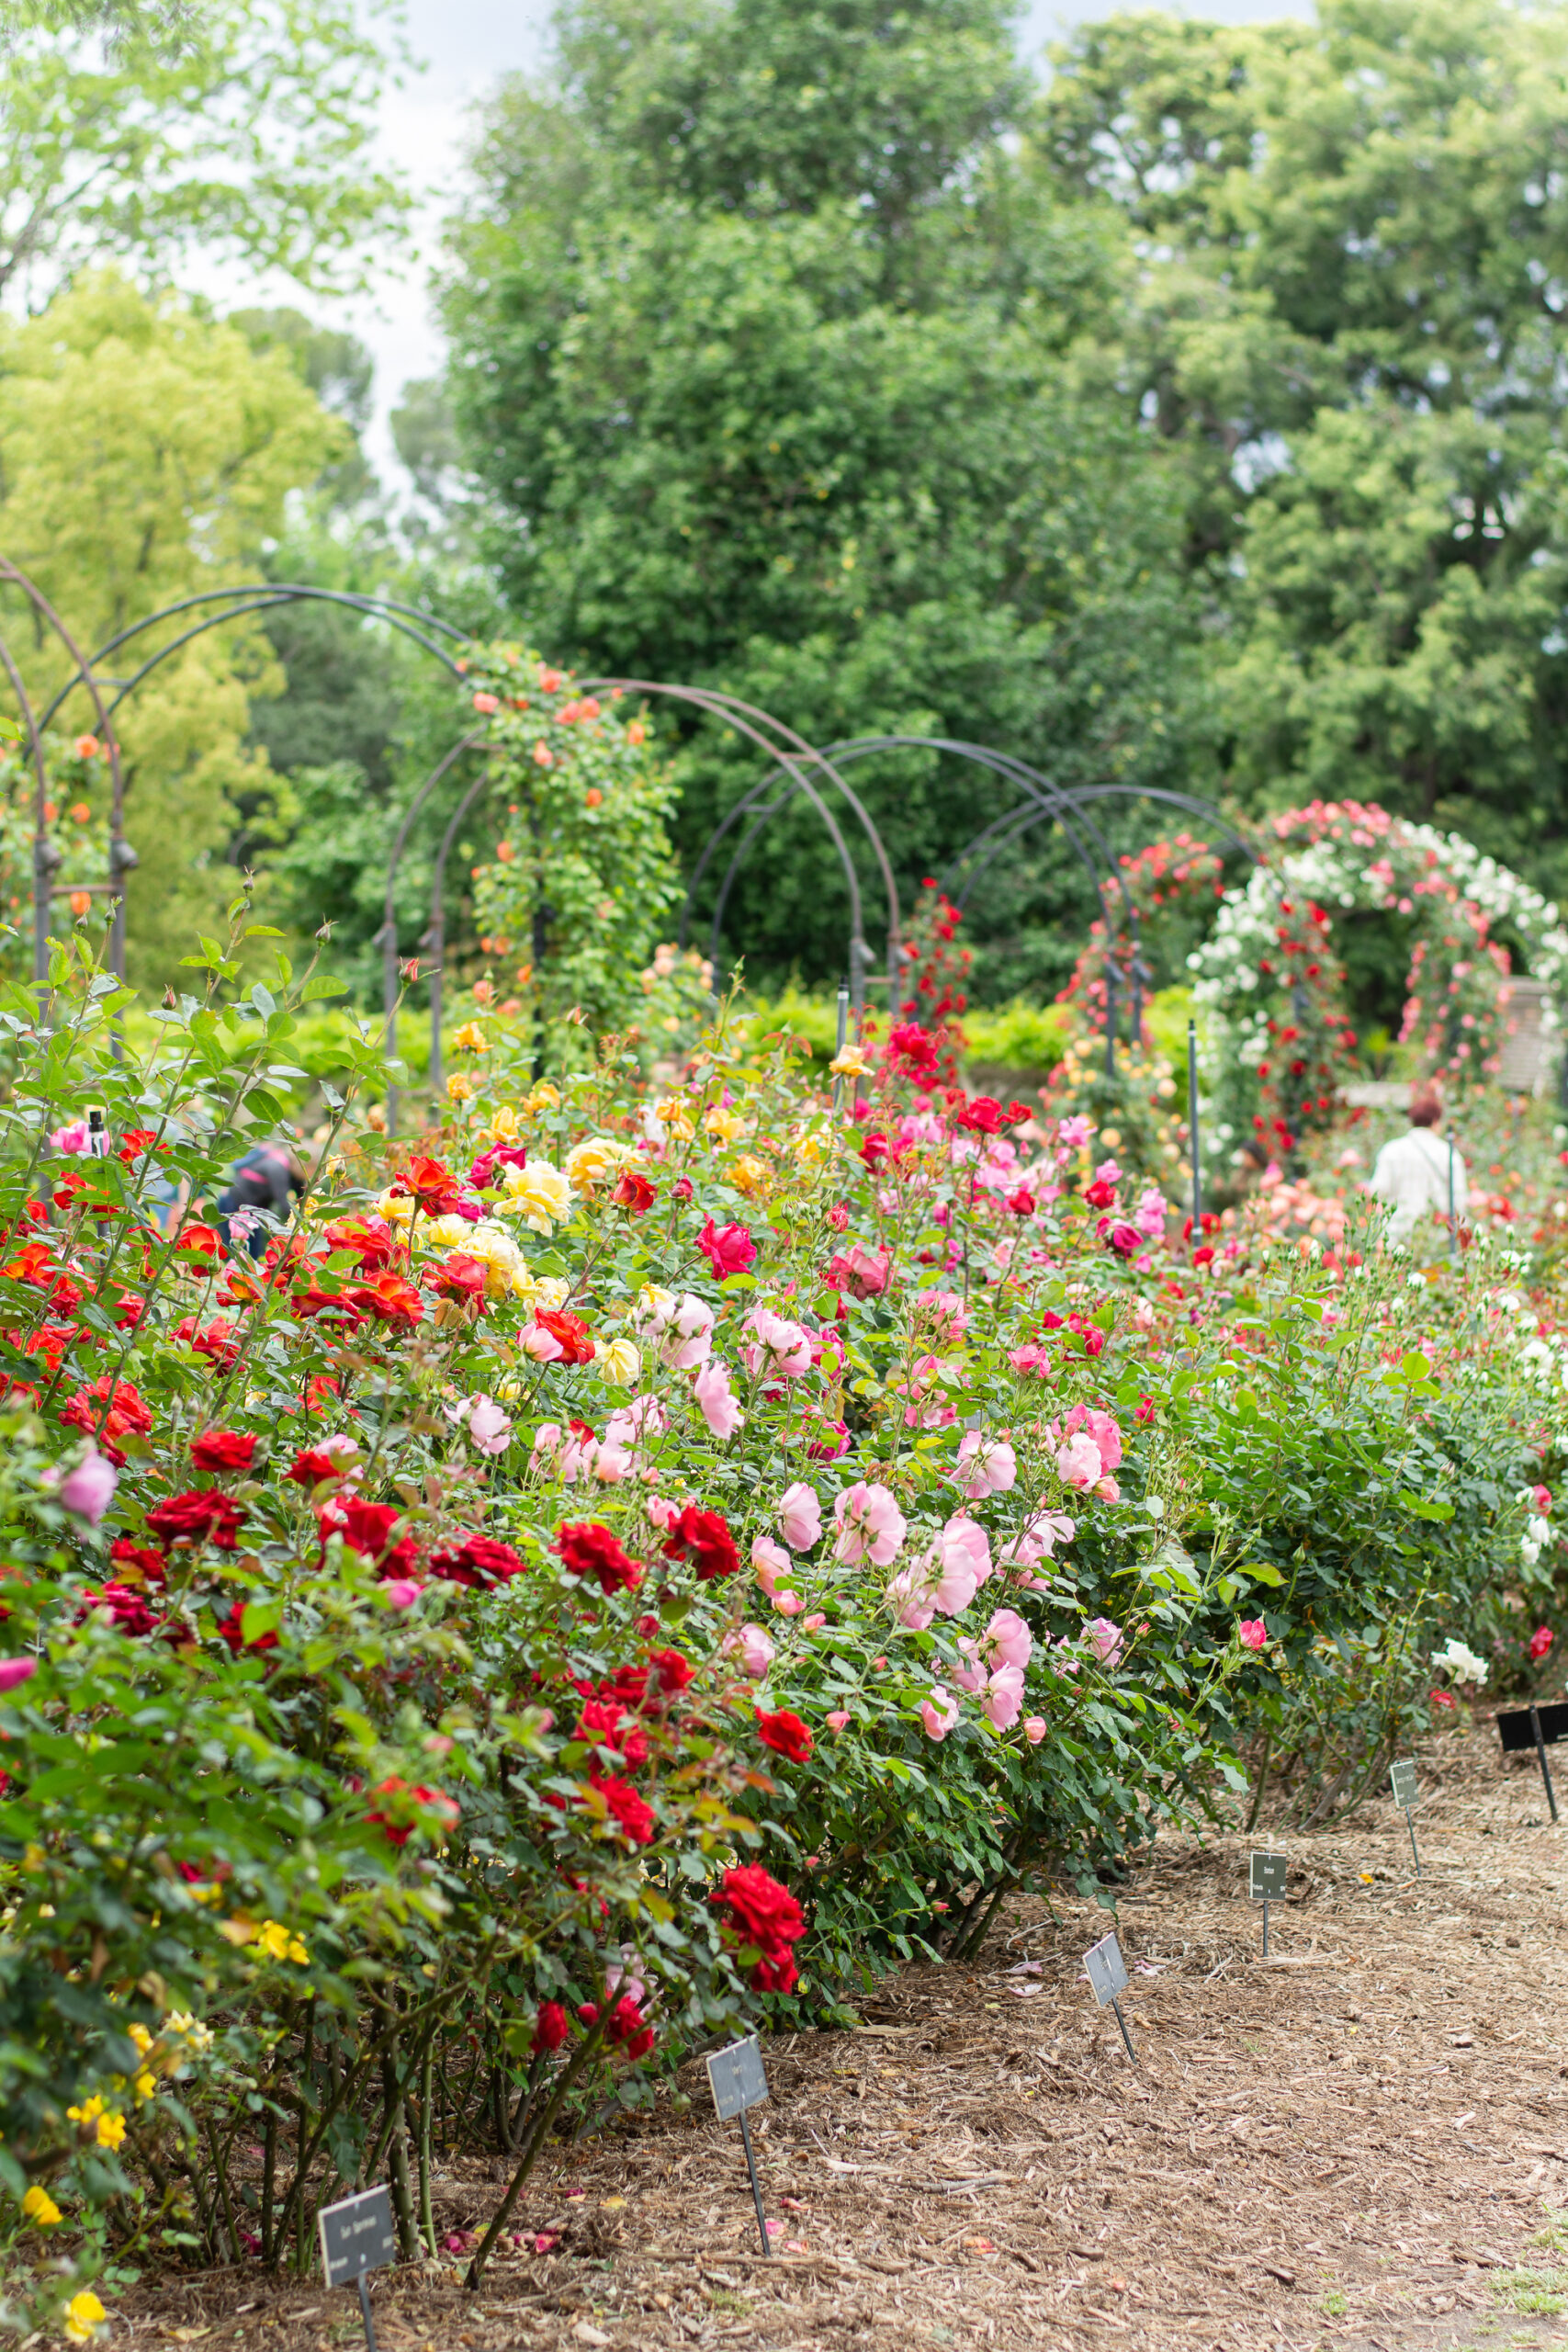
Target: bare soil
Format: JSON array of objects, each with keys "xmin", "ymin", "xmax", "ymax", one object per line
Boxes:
[{"xmin": 121, "ymin": 1725, "xmax": 1568, "ymax": 2352}]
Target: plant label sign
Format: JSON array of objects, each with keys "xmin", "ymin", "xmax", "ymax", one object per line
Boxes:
[
  {"xmin": 1249, "ymin": 1853, "xmax": 1287, "ymax": 1902},
  {"xmin": 318, "ymin": 2186, "xmax": 395, "ymax": 2352},
  {"xmin": 1083, "ymin": 1929, "xmax": 1138, "ymax": 2068},
  {"xmin": 1389, "ymin": 1758, "xmax": 1422, "ymax": 1874},
  {"xmin": 1495, "ymin": 1702, "xmax": 1566, "ymax": 1823},
  {"xmin": 705, "ymin": 2036, "xmax": 773, "ymax": 2256}
]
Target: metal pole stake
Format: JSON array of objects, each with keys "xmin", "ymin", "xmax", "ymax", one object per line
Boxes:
[
  {"xmin": 355, "ymin": 2275, "xmax": 378, "ymax": 2352},
  {"xmin": 1110, "ymin": 1996, "xmax": 1138, "ymax": 2069},
  {"xmin": 1405, "ymin": 1806, "xmax": 1421, "ymax": 1874},
  {"xmin": 1262, "ymin": 1898, "xmax": 1269, "ymax": 1959},
  {"xmin": 1531, "ymin": 1702, "xmax": 1560, "ymax": 1822},
  {"xmin": 738, "ymin": 2107, "xmax": 771, "ymax": 2256},
  {"xmin": 1188, "ymin": 1018, "xmax": 1202, "ymax": 1254}
]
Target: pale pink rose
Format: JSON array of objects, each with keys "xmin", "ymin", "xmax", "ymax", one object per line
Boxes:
[
  {"xmin": 772, "ymin": 1589, "xmax": 806, "ymax": 1615},
  {"xmin": 1009, "ymin": 1342, "xmax": 1053, "ymax": 1376},
  {"xmin": 802, "ymin": 1612, "xmax": 826, "ymax": 1631},
  {"xmin": 523, "ymin": 1320, "xmax": 565, "ymax": 1362},
  {"xmin": 1093, "ymin": 1157, "xmax": 1122, "ymax": 1187},
  {"xmin": 1056, "ymin": 1431, "xmax": 1103, "ymax": 1490},
  {"xmin": 955, "ymin": 1430, "xmax": 1017, "ymax": 1498},
  {"xmin": 463, "ymin": 1395, "xmax": 513, "ymax": 1455},
  {"xmin": 1085, "ymin": 1409, "xmax": 1123, "ymax": 1473},
  {"xmin": 694, "ymin": 1357, "xmax": 743, "ymax": 1440},
  {"xmin": 559, "ymin": 1430, "xmax": 598, "ymax": 1482},
  {"xmin": 952, "ymin": 1639, "xmax": 988, "ymax": 1693},
  {"xmin": 661, "ymin": 1294, "xmax": 716, "ymax": 1370},
  {"xmin": 724, "ymin": 1623, "xmax": 775, "ymax": 1679},
  {"xmin": 380, "ymin": 1577, "xmax": 423, "ymax": 1611},
  {"xmin": 985, "ymin": 1663, "xmax": 1026, "ymax": 1730},
  {"xmin": 530, "ymin": 1421, "xmax": 567, "ymax": 1476},
  {"xmin": 983, "ymin": 1607, "xmax": 1032, "ymax": 1670},
  {"xmin": 930, "ymin": 1514, "xmax": 991, "ymax": 1612},
  {"xmin": 1057, "ymin": 1114, "xmax": 1092, "ymax": 1149},
  {"xmin": 1095, "ymin": 1475, "xmax": 1122, "ymax": 1504},
  {"xmin": 57, "ymin": 1446, "xmax": 118, "ymax": 1524},
  {"xmin": 778, "ymin": 1481, "xmax": 822, "ymax": 1551},
  {"xmin": 609, "ymin": 1395, "xmax": 666, "ymax": 1442},
  {"xmin": 916, "ymin": 1288, "xmax": 968, "ymax": 1342},
  {"xmin": 0, "ymin": 1658, "xmax": 37, "ymax": 1691},
  {"xmin": 646, "ymin": 1493, "xmax": 683, "ymax": 1532},
  {"xmin": 919, "ymin": 1685, "xmax": 961, "ymax": 1740},
  {"xmin": 1023, "ymin": 1715, "xmax": 1047, "ymax": 1745},
  {"xmin": 1237, "ymin": 1618, "xmax": 1268, "ymax": 1651},
  {"xmin": 751, "ymin": 1534, "xmax": 792, "ymax": 1594},
  {"xmin": 826, "ymin": 1709, "xmax": 851, "ymax": 1733},
  {"xmin": 1087, "ymin": 1615, "xmax": 1123, "ymax": 1667},
  {"xmin": 592, "ymin": 1442, "xmax": 634, "ymax": 1484},
  {"xmin": 1134, "ymin": 1185, "xmax": 1168, "ymax": 1241},
  {"xmin": 886, "ymin": 1566, "xmax": 937, "ymax": 1631},
  {"xmin": 832, "ymin": 1481, "xmax": 907, "ymax": 1566},
  {"xmin": 743, "ymin": 1306, "xmax": 813, "ymax": 1379}
]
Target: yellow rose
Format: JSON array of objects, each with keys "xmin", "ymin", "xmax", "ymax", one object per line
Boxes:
[
  {"xmin": 829, "ymin": 1044, "xmax": 872, "ymax": 1078},
  {"xmin": 451, "ymin": 1022, "xmax": 489, "ymax": 1054},
  {"xmin": 63, "ymin": 2290, "xmax": 107, "ymax": 2344},
  {"xmin": 728, "ymin": 1153, "xmax": 770, "ymax": 1197},
  {"xmin": 595, "ymin": 1336, "xmax": 640, "ymax": 1386},
  {"xmin": 446, "ymin": 1072, "xmax": 473, "ymax": 1103},
  {"xmin": 486, "ymin": 1103, "xmax": 522, "ymax": 1142},
  {"xmin": 704, "ymin": 1104, "xmax": 745, "ymax": 1145},
  {"xmin": 500, "ymin": 1159, "xmax": 573, "ymax": 1235},
  {"xmin": 523, "ymin": 1081, "xmax": 560, "ymax": 1115},
  {"xmin": 373, "ymin": 1188, "xmax": 415, "ymax": 1225},
  {"xmin": 564, "ymin": 1136, "xmax": 635, "ymax": 1193},
  {"xmin": 22, "ymin": 2186, "xmax": 60, "ymax": 2226}
]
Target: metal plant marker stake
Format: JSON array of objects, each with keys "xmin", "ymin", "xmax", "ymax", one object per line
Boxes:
[
  {"xmin": 1449, "ymin": 1128, "xmax": 1458, "ymax": 1260},
  {"xmin": 318, "ymin": 2186, "xmax": 396, "ymax": 2352},
  {"xmin": 705, "ymin": 2035, "xmax": 773, "ymax": 2255},
  {"xmin": 832, "ymin": 978, "xmax": 849, "ymax": 1113},
  {"xmin": 1389, "ymin": 1758, "xmax": 1421, "ymax": 1873},
  {"xmin": 1084, "ymin": 1929, "xmax": 1137, "ymax": 2067},
  {"xmin": 1495, "ymin": 1700, "xmax": 1568, "ymax": 1821},
  {"xmin": 1188, "ymin": 1019, "xmax": 1201, "ymax": 1254},
  {"xmin": 1250, "ymin": 1851, "xmax": 1287, "ymax": 1957}
]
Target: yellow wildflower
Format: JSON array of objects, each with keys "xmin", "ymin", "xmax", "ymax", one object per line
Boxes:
[
  {"xmin": 446, "ymin": 1072, "xmax": 473, "ymax": 1103},
  {"xmin": 22, "ymin": 2185, "xmax": 60, "ymax": 2226},
  {"xmin": 63, "ymin": 2289, "xmax": 107, "ymax": 2344},
  {"xmin": 132, "ymin": 2070, "xmax": 157, "ymax": 2103},
  {"xmin": 451, "ymin": 1022, "xmax": 489, "ymax": 1054},
  {"xmin": 66, "ymin": 2098, "xmax": 125, "ymax": 2151},
  {"xmin": 128, "ymin": 2024, "xmax": 152, "ymax": 2055},
  {"xmin": 728, "ymin": 1154, "xmax": 770, "ymax": 1198},
  {"xmin": 256, "ymin": 1919, "xmax": 309, "ymax": 1964},
  {"xmin": 704, "ymin": 1104, "xmax": 745, "ymax": 1145},
  {"xmin": 594, "ymin": 1336, "xmax": 640, "ymax": 1386}
]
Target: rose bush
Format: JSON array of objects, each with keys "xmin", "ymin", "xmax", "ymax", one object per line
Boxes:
[{"xmin": 0, "ymin": 876, "xmax": 1561, "ymax": 2335}]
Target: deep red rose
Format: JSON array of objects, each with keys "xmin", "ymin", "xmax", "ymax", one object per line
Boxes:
[
  {"xmin": 1083, "ymin": 1178, "xmax": 1117, "ymax": 1211},
  {"xmin": 287, "ymin": 1447, "xmax": 346, "ymax": 1487},
  {"xmin": 429, "ymin": 1533, "xmax": 526, "ymax": 1589},
  {"xmin": 324, "ymin": 1216, "xmax": 402, "ymax": 1271},
  {"xmin": 711, "ymin": 1863, "xmax": 805, "ymax": 1993},
  {"xmin": 648, "ymin": 1647, "xmax": 696, "ymax": 1700},
  {"xmin": 660, "ymin": 1505, "xmax": 739, "ymax": 1582},
  {"xmin": 108, "ymin": 1538, "xmax": 166, "ymax": 1589},
  {"xmin": 590, "ymin": 1772, "xmax": 656, "ymax": 1846},
  {"xmin": 612, "ymin": 1167, "xmax": 656, "ymax": 1215},
  {"xmin": 80, "ymin": 1582, "xmax": 164, "ymax": 1637},
  {"xmin": 1006, "ymin": 1188, "xmax": 1036, "ymax": 1217},
  {"xmin": 217, "ymin": 1600, "xmax": 278, "ymax": 1656},
  {"xmin": 1191, "ymin": 1246, "xmax": 1215, "ymax": 1269},
  {"xmin": 697, "ymin": 1216, "xmax": 756, "ymax": 1279},
  {"xmin": 365, "ymin": 1776, "xmax": 459, "ymax": 1848},
  {"xmin": 955, "ymin": 1097, "xmax": 1004, "ymax": 1135},
  {"xmin": 423, "ymin": 1252, "xmax": 488, "ymax": 1306},
  {"xmin": 468, "ymin": 1144, "xmax": 527, "ymax": 1191},
  {"xmin": 554, "ymin": 1522, "xmax": 644, "ymax": 1595},
  {"xmin": 145, "ymin": 1490, "xmax": 248, "ymax": 1552},
  {"xmin": 531, "ymin": 1999, "xmax": 570, "ymax": 2055},
  {"xmin": 606, "ymin": 1995, "xmax": 654, "ymax": 2057},
  {"xmin": 887, "ymin": 1022, "xmax": 942, "ymax": 1080},
  {"xmin": 320, "ymin": 1498, "xmax": 417, "ymax": 1574},
  {"xmin": 672, "ymin": 1175, "xmax": 694, "ymax": 1201},
  {"xmin": 535, "ymin": 1308, "xmax": 596, "ymax": 1363},
  {"xmin": 190, "ymin": 1430, "xmax": 256, "ymax": 1475},
  {"xmin": 754, "ymin": 1707, "xmax": 814, "ymax": 1763},
  {"xmin": 345, "ymin": 1271, "xmax": 424, "ymax": 1325}
]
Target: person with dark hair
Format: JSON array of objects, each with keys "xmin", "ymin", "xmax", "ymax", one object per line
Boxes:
[
  {"xmin": 216, "ymin": 1139, "xmax": 307, "ymax": 1258},
  {"xmin": 1369, "ymin": 1087, "xmax": 1468, "ymax": 1247}
]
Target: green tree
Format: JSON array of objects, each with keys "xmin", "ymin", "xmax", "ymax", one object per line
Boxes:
[
  {"xmin": 439, "ymin": 0, "xmax": 1215, "ymax": 997},
  {"xmin": 1040, "ymin": 0, "xmax": 1568, "ymax": 900},
  {"xmin": 0, "ymin": 0, "xmax": 408, "ymax": 304}
]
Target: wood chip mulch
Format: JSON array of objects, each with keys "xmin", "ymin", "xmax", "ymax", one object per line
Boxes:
[{"xmin": 118, "ymin": 1725, "xmax": 1568, "ymax": 2351}]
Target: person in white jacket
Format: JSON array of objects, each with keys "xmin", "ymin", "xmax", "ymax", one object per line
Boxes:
[{"xmin": 1368, "ymin": 1089, "xmax": 1468, "ymax": 1249}]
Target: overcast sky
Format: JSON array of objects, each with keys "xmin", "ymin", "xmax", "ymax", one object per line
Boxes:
[{"xmin": 319, "ymin": 0, "xmax": 1309, "ymax": 482}]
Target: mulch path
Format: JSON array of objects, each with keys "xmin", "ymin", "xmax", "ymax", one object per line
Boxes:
[{"xmin": 119, "ymin": 1724, "xmax": 1568, "ymax": 2352}]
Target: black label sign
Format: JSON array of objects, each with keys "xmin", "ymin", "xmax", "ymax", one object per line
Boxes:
[
  {"xmin": 705, "ymin": 2035, "xmax": 769, "ymax": 2122},
  {"xmin": 318, "ymin": 2187, "xmax": 396, "ymax": 2287},
  {"xmin": 1249, "ymin": 1852, "xmax": 1287, "ymax": 1901},
  {"xmin": 1497, "ymin": 1702, "xmax": 1568, "ymax": 1754}
]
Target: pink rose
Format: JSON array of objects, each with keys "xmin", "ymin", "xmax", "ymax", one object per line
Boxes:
[
  {"xmin": 952, "ymin": 1640, "xmax": 988, "ymax": 1693},
  {"xmin": 826, "ymin": 1243, "xmax": 891, "ymax": 1299},
  {"xmin": 1134, "ymin": 1185, "xmax": 1168, "ymax": 1241},
  {"xmin": 955, "ymin": 1431, "xmax": 1017, "ymax": 1498},
  {"xmin": 772, "ymin": 1589, "xmax": 806, "ymax": 1615},
  {"xmin": 983, "ymin": 1606, "xmax": 1032, "ymax": 1670},
  {"xmin": 778, "ymin": 1481, "xmax": 821, "ymax": 1551},
  {"xmin": 697, "ymin": 1218, "xmax": 756, "ymax": 1280},
  {"xmin": 1023, "ymin": 1714, "xmax": 1047, "ymax": 1745},
  {"xmin": 57, "ymin": 1445, "xmax": 118, "ymax": 1524},
  {"xmin": 380, "ymin": 1578, "xmax": 423, "ymax": 1611},
  {"xmin": 802, "ymin": 1611, "xmax": 826, "ymax": 1630},
  {"xmin": 751, "ymin": 1535, "xmax": 791, "ymax": 1594},
  {"xmin": 826, "ymin": 1709, "xmax": 851, "ymax": 1733},
  {"xmin": 660, "ymin": 1294, "xmax": 715, "ymax": 1370},
  {"xmin": 1057, "ymin": 1114, "xmax": 1092, "ymax": 1149},
  {"xmin": 0, "ymin": 1658, "xmax": 37, "ymax": 1692},
  {"xmin": 1238, "ymin": 1618, "xmax": 1268, "ymax": 1651},
  {"xmin": 929, "ymin": 1514, "xmax": 991, "ymax": 1612},
  {"xmin": 886, "ymin": 1567, "xmax": 936, "ymax": 1631},
  {"xmin": 694, "ymin": 1357, "xmax": 743, "ymax": 1440},
  {"xmin": 832, "ymin": 1481, "xmax": 907, "ymax": 1566},
  {"xmin": 984, "ymin": 1663, "xmax": 1025, "ymax": 1730},
  {"xmin": 1534, "ymin": 1484, "xmax": 1553, "ymax": 1516},
  {"xmin": 1055, "ymin": 1431, "xmax": 1103, "ymax": 1490},
  {"xmin": 743, "ymin": 1306, "xmax": 812, "ymax": 1379},
  {"xmin": 725, "ymin": 1623, "xmax": 775, "ymax": 1679},
  {"xmin": 1087, "ymin": 1615, "xmax": 1123, "ymax": 1667},
  {"xmin": 919, "ymin": 1685, "xmax": 960, "ymax": 1740}
]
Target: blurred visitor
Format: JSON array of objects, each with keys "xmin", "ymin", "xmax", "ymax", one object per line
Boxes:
[
  {"xmin": 217, "ymin": 1140, "xmax": 306, "ymax": 1258},
  {"xmin": 1369, "ymin": 1088, "xmax": 1467, "ymax": 1248}
]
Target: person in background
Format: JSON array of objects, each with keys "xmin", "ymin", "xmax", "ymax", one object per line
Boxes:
[
  {"xmin": 1368, "ymin": 1087, "xmax": 1468, "ymax": 1249},
  {"xmin": 216, "ymin": 1138, "xmax": 307, "ymax": 1258}
]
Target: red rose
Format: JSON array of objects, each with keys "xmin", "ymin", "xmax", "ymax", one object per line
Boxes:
[
  {"xmin": 190, "ymin": 1430, "xmax": 256, "ymax": 1475},
  {"xmin": 1006, "ymin": 1188, "xmax": 1036, "ymax": 1217},
  {"xmin": 955, "ymin": 1097, "xmax": 1003, "ymax": 1135},
  {"xmin": 696, "ymin": 1216, "xmax": 756, "ymax": 1279},
  {"xmin": 174, "ymin": 1221, "xmax": 225, "ymax": 1258},
  {"xmin": 647, "ymin": 1647, "xmax": 695, "ymax": 1699},
  {"xmin": 468, "ymin": 1144, "xmax": 527, "ymax": 1190},
  {"xmin": 365, "ymin": 1776, "xmax": 458, "ymax": 1848},
  {"xmin": 1104, "ymin": 1222, "xmax": 1141, "ymax": 1259},
  {"xmin": 575, "ymin": 1698, "xmax": 649, "ymax": 1767},
  {"xmin": 606, "ymin": 1994, "xmax": 654, "ymax": 2057},
  {"xmin": 345, "ymin": 1272, "xmax": 424, "ymax": 1325},
  {"xmin": 287, "ymin": 1447, "xmax": 345, "ymax": 1487},
  {"xmin": 1134, "ymin": 1396, "xmax": 1156, "ymax": 1426},
  {"xmin": 1191, "ymin": 1246, "xmax": 1215, "ymax": 1269},
  {"xmin": 553, "ymin": 1522, "xmax": 644, "ymax": 1595},
  {"xmin": 887, "ymin": 1022, "xmax": 941, "ymax": 1080},
  {"xmin": 117, "ymin": 1128, "xmax": 159, "ymax": 1165},
  {"xmin": 534, "ymin": 1308, "xmax": 596, "ymax": 1364},
  {"xmin": 174, "ymin": 1315, "xmax": 238, "ymax": 1368},
  {"xmin": 589, "ymin": 1772, "xmax": 656, "ymax": 1846},
  {"xmin": 319, "ymin": 1498, "xmax": 417, "ymax": 1575},
  {"xmin": 60, "ymin": 1376, "xmax": 152, "ymax": 1464},
  {"xmin": 80, "ymin": 1582, "xmax": 164, "ymax": 1637},
  {"xmin": 1530, "ymin": 1625, "xmax": 1554, "ymax": 1660},
  {"xmin": 429, "ymin": 1533, "xmax": 526, "ymax": 1589},
  {"xmin": 394, "ymin": 1155, "xmax": 467, "ymax": 1216},
  {"xmin": 1083, "ymin": 1178, "xmax": 1117, "ymax": 1210},
  {"xmin": 858, "ymin": 1131, "xmax": 891, "ymax": 1168},
  {"xmin": 424, "ymin": 1252, "xmax": 488, "ymax": 1306},
  {"xmin": 754, "ymin": 1707, "xmax": 814, "ymax": 1762},
  {"xmin": 660, "ymin": 1505, "xmax": 739, "ymax": 1582},
  {"xmin": 108, "ymin": 1538, "xmax": 165, "ymax": 1589},
  {"xmin": 145, "ymin": 1490, "xmax": 248, "ymax": 1552},
  {"xmin": 323, "ymin": 1216, "xmax": 402, "ymax": 1271},
  {"xmin": 217, "ymin": 1600, "xmax": 278, "ymax": 1656},
  {"xmin": 612, "ymin": 1168, "xmax": 656, "ymax": 1215},
  {"xmin": 711, "ymin": 1862, "xmax": 805, "ymax": 1993},
  {"xmin": 531, "ymin": 2000, "xmax": 570, "ymax": 2055},
  {"xmin": 825, "ymin": 1244, "xmax": 890, "ymax": 1300}
]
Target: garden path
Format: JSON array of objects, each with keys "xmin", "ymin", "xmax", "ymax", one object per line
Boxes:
[{"xmin": 130, "ymin": 1731, "xmax": 1568, "ymax": 2352}]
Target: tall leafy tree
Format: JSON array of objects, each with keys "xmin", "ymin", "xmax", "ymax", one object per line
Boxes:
[
  {"xmin": 439, "ymin": 0, "xmax": 1215, "ymax": 996},
  {"xmin": 1041, "ymin": 0, "xmax": 1568, "ymax": 904}
]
